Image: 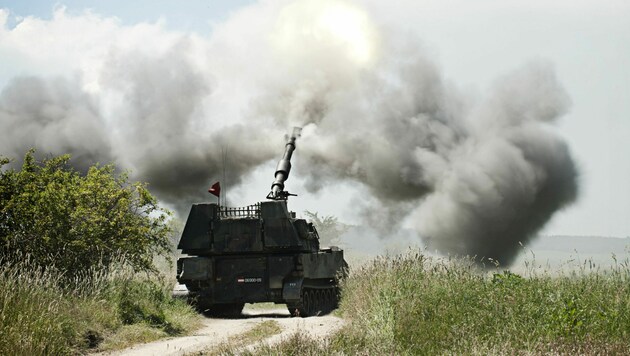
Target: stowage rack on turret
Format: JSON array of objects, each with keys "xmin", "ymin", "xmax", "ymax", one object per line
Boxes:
[{"xmin": 176, "ymin": 127, "xmax": 348, "ymax": 317}]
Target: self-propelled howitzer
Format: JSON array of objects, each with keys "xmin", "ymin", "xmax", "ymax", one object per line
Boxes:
[{"xmin": 176, "ymin": 128, "xmax": 347, "ymax": 317}]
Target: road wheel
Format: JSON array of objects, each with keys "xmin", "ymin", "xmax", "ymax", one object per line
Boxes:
[
  {"xmin": 315, "ymin": 290, "xmax": 323, "ymax": 316},
  {"xmin": 303, "ymin": 290, "xmax": 312, "ymax": 317},
  {"xmin": 333, "ymin": 287, "xmax": 340, "ymax": 308},
  {"xmin": 324, "ymin": 289, "xmax": 332, "ymax": 314}
]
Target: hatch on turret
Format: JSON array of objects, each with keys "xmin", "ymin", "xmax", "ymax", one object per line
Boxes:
[{"xmin": 261, "ymin": 201, "xmax": 302, "ymax": 248}]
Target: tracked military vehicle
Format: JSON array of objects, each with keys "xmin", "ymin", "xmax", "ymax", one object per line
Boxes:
[{"xmin": 176, "ymin": 128, "xmax": 347, "ymax": 317}]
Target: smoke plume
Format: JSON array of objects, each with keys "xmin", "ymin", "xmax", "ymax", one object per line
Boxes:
[{"xmin": 0, "ymin": 1, "xmax": 578, "ymax": 265}]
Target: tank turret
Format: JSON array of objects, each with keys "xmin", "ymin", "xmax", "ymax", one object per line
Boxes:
[{"xmin": 176, "ymin": 127, "xmax": 347, "ymax": 317}]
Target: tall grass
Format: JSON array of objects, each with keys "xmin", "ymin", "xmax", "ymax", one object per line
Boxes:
[
  {"xmin": 0, "ymin": 256, "xmax": 201, "ymax": 355},
  {"xmin": 257, "ymin": 251, "xmax": 630, "ymax": 355},
  {"xmin": 338, "ymin": 252, "xmax": 630, "ymax": 354}
]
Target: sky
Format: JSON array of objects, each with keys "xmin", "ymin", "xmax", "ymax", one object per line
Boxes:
[
  {"xmin": 0, "ymin": 0, "xmax": 628, "ymax": 242},
  {"xmin": 0, "ymin": 0, "xmax": 253, "ymax": 31}
]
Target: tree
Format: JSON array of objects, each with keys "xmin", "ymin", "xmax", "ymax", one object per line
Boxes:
[
  {"xmin": 0, "ymin": 150, "xmax": 172, "ymax": 276},
  {"xmin": 304, "ymin": 211, "xmax": 348, "ymax": 247}
]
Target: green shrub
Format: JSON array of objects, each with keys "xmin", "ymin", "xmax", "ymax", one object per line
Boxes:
[
  {"xmin": 0, "ymin": 150, "xmax": 172, "ymax": 276},
  {"xmin": 114, "ymin": 278, "xmax": 190, "ymax": 335},
  {"xmin": 0, "ymin": 150, "xmax": 198, "ymax": 355}
]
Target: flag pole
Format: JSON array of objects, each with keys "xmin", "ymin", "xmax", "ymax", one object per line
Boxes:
[{"xmin": 209, "ymin": 182, "xmax": 221, "ymax": 209}]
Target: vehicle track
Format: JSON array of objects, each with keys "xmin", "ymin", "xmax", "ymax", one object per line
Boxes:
[{"xmin": 96, "ymin": 305, "xmax": 344, "ymax": 356}]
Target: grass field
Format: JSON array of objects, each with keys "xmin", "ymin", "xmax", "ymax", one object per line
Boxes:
[
  {"xmin": 3, "ymin": 250, "xmax": 629, "ymax": 355},
  {"xmin": 0, "ymin": 257, "xmax": 201, "ymax": 355},
  {"xmin": 252, "ymin": 251, "xmax": 630, "ymax": 355}
]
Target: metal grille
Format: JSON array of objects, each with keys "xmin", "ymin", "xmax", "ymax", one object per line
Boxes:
[{"xmin": 219, "ymin": 203, "xmax": 261, "ymax": 219}]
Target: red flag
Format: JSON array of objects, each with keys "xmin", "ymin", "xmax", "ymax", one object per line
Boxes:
[{"xmin": 208, "ymin": 182, "xmax": 221, "ymax": 197}]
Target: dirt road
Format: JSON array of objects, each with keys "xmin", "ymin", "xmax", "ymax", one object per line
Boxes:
[{"xmin": 99, "ymin": 305, "xmax": 344, "ymax": 356}]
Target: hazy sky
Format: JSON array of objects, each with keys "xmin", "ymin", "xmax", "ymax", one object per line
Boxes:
[{"xmin": 0, "ymin": 0, "xmax": 628, "ymax": 239}]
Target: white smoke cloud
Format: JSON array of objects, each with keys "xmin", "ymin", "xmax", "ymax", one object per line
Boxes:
[{"xmin": 0, "ymin": 1, "xmax": 578, "ymax": 264}]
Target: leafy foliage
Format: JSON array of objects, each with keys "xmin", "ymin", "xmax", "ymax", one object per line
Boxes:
[
  {"xmin": 304, "ymin": 210, "xmax": 348, "ymax": 247},
  {"xmin": 0, "ymin": 150, "xmax": 172, "ymax": 275}
]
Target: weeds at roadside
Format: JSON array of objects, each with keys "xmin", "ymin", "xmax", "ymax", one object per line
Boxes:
[
  {"xmin": 205, "ymin": 320, "xmax": 283, "ymax": 355},
  {"xmin": 6, "ymin": 249, "xmax": 628, "ymax": 355},
  {"xmin": 0, "ymin": 256, "xmax": 202, "ymax": 355},
  {"xmin": 246, "ymin": 330, "xmax": 330, "ymax": 356}
]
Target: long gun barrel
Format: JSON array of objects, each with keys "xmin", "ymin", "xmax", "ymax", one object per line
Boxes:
[{"xmin": 267, "ymin": 127, "xmax": 301, "ymax": 200}]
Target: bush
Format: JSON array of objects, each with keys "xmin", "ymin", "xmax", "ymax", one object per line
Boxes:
[
  {"xmin": 0, "ymin": 150, "xmax": 172, "ymax": 275},
  {"xmin": 0, "ymin": 150, "xmax": 199, "ymax": 355}
]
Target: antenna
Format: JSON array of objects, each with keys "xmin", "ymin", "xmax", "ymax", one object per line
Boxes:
[{"xmin": 221, "ymin": 145, "xmax": 228, "ymax": 206}]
